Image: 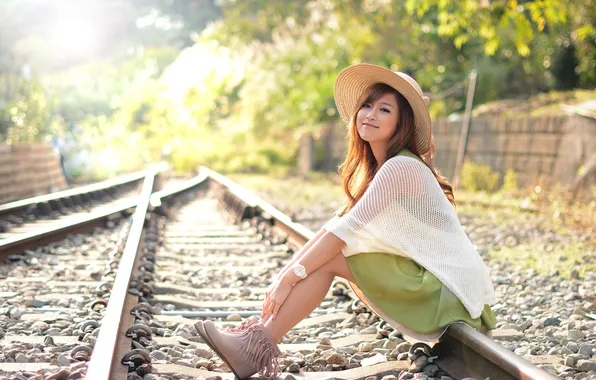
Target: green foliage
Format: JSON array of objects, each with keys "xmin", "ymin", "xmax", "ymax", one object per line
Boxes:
[
  {"xmin": 0, "ymin": 78, "xmax": 62, "ymax": 143},
  {"xmin": 460, "ymin": 160, "xmax": 500, "ymax": 193},
  {"xmin": 2, "ymin": 0, "xmax": 594, "ymax": 179},
  {"xmin": 406, "ymin": 0, "xmax": 567, "ymax": 57},
  {"xmin": 500, "ymin": 169, "xmax": 519, "ymax": 193}
]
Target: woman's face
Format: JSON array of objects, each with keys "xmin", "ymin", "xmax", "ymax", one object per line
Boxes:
[{"xmin": 356, "ymin": 92, "xmax": 399, "ymax": 145}]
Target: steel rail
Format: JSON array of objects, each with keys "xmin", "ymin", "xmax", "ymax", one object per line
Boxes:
[
  {"xmin": 0, "ymin": 198, "xmax": 137, "ymax": 257},
  {"xmin": 86, "ymin": 169, "xmax": 157, "ymax": 380},
  {"xmin": 0, "ymin": 169, "xmax": 147, "ymax": 218},
  {"xmin": 199, "ymin": 167, "xmax": 557, "ymax": 380},
  {"xmin": 149, "ymin": 171, "xmax": 209, "ymax": 208}
]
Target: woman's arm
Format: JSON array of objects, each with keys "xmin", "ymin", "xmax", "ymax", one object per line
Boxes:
[
  {"xmin": 280, "ymin": 230, "xmax": 346, "ymax": 286},
  {"xmin": 276, "ymin": 227, "xmax": 327, "ymax": 279},
  {"xmin": 262, "ymin": 229, "xmax": 346, "ymax": 320}
]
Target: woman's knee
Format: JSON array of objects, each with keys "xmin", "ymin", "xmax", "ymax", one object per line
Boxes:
[{"xmin": 325, "ymin": 252, "xmax": 355, "ymax": 281}]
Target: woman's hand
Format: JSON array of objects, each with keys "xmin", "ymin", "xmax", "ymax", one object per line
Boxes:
[{"xmin": 261, "ymin": 276, "xmax": 293, "ymax": 323}]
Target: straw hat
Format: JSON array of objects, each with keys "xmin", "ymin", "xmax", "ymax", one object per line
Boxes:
[{"xmin": 334, "ymin": 63, "xmax": 432, "ymax": 155}]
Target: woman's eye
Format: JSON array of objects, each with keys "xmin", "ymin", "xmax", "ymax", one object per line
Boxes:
[
  {"xmin": 361, "ymin": 103, "xmax": 371, "ymax": 108},
  {"xmin": 381, "ymin": 108, "xmax": 390, "ymax": 113}
]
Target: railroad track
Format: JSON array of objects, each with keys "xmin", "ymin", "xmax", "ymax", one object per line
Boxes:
[
  {"xmin": 0, "ymin": 170, "xmax": 149, "ymax": 258},
  {"xmin": 0, "ymin": 168, "xmax": 558, "ymax": 380}
]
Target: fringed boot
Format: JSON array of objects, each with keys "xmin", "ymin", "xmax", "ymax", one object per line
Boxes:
[
  {"xmin": 195, "ymin": 320, "xmax": 281, "ymax": 380},
  {"xmin": 228, "ymin": 316, "xmax": 259, "ymax": 333}
]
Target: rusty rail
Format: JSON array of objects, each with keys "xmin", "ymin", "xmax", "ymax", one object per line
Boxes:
[
  {"xmin": 0, "ymin": 198, "xmax": 137, "ymax": 257},
  {"xmin": 86, "ymin": 170, "xmax": 157, "ymax": 379},
  {"xmin": 0, "ymin": 170, "xmax": 146, "ymax": 218}
]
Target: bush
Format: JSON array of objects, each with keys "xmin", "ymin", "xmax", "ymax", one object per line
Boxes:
[
  {"xmin": 460, "ymin": 160, "xmax": 500, "ymax": 192},
  {"xmin": 500, "ymin": 168, "xmax": 519, "ymax": 193}
]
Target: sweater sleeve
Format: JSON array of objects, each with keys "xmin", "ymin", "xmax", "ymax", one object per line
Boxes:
[{"xmin": 324, "ymin": 157, "xmax": 426, "ymax": 246}]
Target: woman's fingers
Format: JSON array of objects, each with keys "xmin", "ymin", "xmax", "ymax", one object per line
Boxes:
[{"xmin": 272, "ymin": 302, "xmax": 281, "ymax": 320}]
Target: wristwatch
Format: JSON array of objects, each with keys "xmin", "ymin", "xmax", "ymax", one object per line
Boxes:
[{"xmin": 293, "ymin": 263, "xmax": 308, "ymax": 279}]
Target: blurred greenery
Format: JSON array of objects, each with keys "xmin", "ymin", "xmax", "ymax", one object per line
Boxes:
[{"xmin": 0, "ymin": 0, "xmax": 594, "ymax": 178}]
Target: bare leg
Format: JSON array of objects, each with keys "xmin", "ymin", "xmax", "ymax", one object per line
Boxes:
[{"xmin": 264, "ymin": 252, "xmax": 356, "ymax": 341}]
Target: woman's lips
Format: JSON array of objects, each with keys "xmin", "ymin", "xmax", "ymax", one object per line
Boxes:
[{"xmin": 362, "ymin": 122, "xmax": 378, "ymax": 128}]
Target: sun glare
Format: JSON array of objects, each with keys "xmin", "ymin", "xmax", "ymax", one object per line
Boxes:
[{"xmin": 47, "ymin": 17, "xmax": 101, "ymax": 58}]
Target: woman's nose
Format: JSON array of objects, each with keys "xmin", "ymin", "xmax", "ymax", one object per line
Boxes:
[{"xmin": 366, "ymin": 108, "xmax": 376, "ymax": 119}]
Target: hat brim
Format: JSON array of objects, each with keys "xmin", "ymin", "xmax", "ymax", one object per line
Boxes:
[{"xmin": 334, "ymin": 63, "xmax": 432, "ymax": 155}]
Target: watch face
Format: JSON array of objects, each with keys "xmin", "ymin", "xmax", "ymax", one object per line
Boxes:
[{"xmin": 294, "ymin": 265, "xmax": 306, "ymax": 278}]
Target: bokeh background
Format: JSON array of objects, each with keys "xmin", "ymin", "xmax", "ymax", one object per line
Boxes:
[{"xmin": 1, "ymin": 0, "xmax": 595, "ymax": 179}]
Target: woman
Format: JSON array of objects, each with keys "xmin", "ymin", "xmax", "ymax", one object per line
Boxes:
[{"xmin": 195, "ymin": 63, "xmax": 497, "ymax": 380}]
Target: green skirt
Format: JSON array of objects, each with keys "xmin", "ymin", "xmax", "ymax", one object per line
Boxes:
[{"xmin": 345, "ymin": 252, "xmax": 496, "ymax": 341}]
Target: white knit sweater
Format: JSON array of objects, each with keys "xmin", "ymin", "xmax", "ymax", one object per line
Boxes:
[{"xmin": 323, "ymin": 151, "xmax": 495, "ymax": 318}]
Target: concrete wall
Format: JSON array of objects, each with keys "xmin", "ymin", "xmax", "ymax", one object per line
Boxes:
[
  {"xmin": 0, "ymin": 144, "xmax": 67, "ymax": 204},
  {"xmin": 308, "ymin": 114, "xmax": 596, "ymax": 190}
]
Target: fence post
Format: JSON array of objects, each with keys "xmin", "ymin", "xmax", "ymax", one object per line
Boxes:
[
  {"xmin": 298, "ymin": 135, "xmax": 314, "ymax": 174},
  {"xmin": 452, "ymin": 70, "xmax": 478, "ymax": 188}
]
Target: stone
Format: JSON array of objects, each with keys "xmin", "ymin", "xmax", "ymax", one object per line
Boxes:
[
  {"xmin": 568, "ymin": 329, "xmax": 586, "ymax": 340},
  {"xmin": 576, "ymin": 360, "xmax": 596, "ymax": 372},
  {"xmin": 320, "ymin": 337, "xmax": 332, "ymax": 346},
  {"xmin": 46, "ymin": 328, "xmax": 61, "ymax": 336},
  {"xmin": 57, "ymin": 354, "xmax": 70, "ymax": 367},
  {"xmin": 226, "ymin": 314, "xmax": 242, "ymax": 321},
  {"xmin": 543, "ymin": 317, "xmax": 561, "ymax": 326},
  {"xmin": 336, "ymin": 347, "xmax": 357, "ymax": 355},
  {"xmin": 578, "ymin": 344, "xmax": 596, "ymax": 357},
  {"xmin": 359, "ymin": 343, "xmax": 374, "ymax": 352},
  {"xmin": 317, "ymin": 344, "xmax": 333, "ymax": 351},
  {"xmin": 314, "ymin": 327, "xmax": 331, "ymax": 335},
  {"xmin": 360, "ymin": 326, "xmax": 377, "ymax": 334},
  {"xmin": 381, "ymin": 376, "xmax": 398, "ymax": 380},
  {"xmin": 177, "ymin": 359, "xmax": 194, "ymax": 367},
  {"xmin": 195, "ymin": 348, "xmax": 213, "ymax": 359},
  {"xmin": 25, "ymin": 299, "xmax": 49, "ymax": 307},
  {"xmin": 409, "ymin": 356, "xmax": 427, "ymax": 373},
  {"xmin": 15, "ymin": 353, "xmax": 28, "ymax": 363},
  {"xmin": 287, "ymin": 363, "xmax": 301, "ymax": 373},
  {"xmin": 326, "ymin": 353, "xmax": 348, "ymax": 366},
  {"xmin": 561, "ymin": 347, "xmax": 574, "ymax": 355},
  {"xmin": 423, "ymin": 364, "xmax": 439, "ymax": 377},
  {"xmin": 168, "ymin": 348, "xmax": 183, "ymax": 358},
  {"xmin": 196, "ymin": 358, "xmax": 211, "ymax": 369},
  {"xmin": 395, "ymin": 342, "xmax": 411, "ymax": 353}
]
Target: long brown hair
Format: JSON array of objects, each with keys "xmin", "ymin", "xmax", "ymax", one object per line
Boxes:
[{"xmin": 338, "ymin": 83, "xmax": 455, "ymax": 216}]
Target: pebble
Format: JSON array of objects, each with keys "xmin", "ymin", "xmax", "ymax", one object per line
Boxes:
[
  {"xmin": 359, "ymin": 343, "xmax": 374, "ymax": 352},
  {"xmin": 150, "ymin": 350, "xmax": 167, "ymax": 361},
  {"xmin": 195, "ymin": 348, "xmax": 213, "ymax": 359},
  {"xmin": 576, "ymin": 360, "xmax": 596, "ymax": 372},
  {"xmin": 360, "ymin": 326, "xmax": 377, "ymax": 334},
  {"xmin": 326, "ymin": 353, "xmax": 347, "ymax": 366},
  {"xmin": 409, "ymin": 356, "xmax": 427, "ymax": 373},
  {"xmin": 57, "ymin": 354, "xmax": 70, "ymax": 366}
]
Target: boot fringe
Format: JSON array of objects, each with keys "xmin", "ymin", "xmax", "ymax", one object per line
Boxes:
[
  {"xmin": 228, "ymin": 316, "xmax": 259, "ymax": 333},
  {"xmin": 238, "ymin": 324, "xmax": 281, "ymax": 380}
]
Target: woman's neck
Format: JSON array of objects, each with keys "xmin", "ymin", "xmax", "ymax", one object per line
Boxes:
[{"xmin": 369, "ymin": 141, "xmax": 387, "ymax": 166}]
